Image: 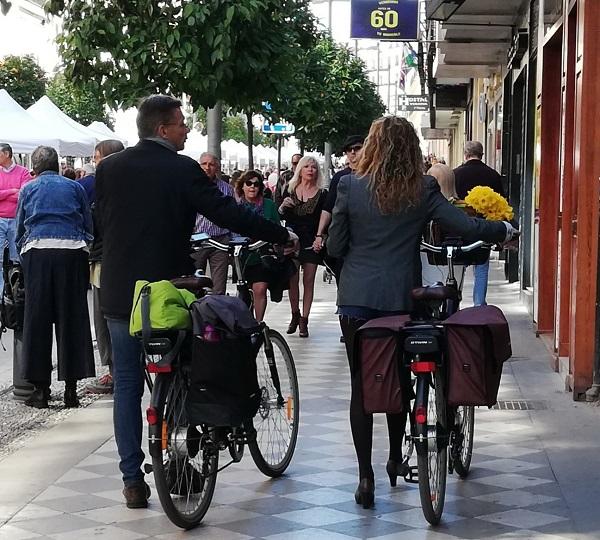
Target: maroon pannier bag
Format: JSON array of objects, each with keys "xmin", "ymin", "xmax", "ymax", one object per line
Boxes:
[
  {"xmin": 355, "ymin": 315, "xmax": 411, "ymax": 414},
  {"xmin": 442, "ymin": 305, "xmax": 511, "ymax": 407}
]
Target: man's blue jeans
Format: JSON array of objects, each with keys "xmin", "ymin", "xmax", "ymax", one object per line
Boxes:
[
  {"xmin": 0, "ymin": 217, "xmax": 18, "ymax": 292},
  {"xmin": 473, "ymin": 258, "xmax": 490, "ymax": 306},
  {"xmin": 106, "ymin": 318, "xmax": 145, "ymax": 487}
]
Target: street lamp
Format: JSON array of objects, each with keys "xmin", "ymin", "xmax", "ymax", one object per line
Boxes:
[
  {"xmin": 427, "ymin": 0, "xmax": 466, "ymax": 21},
  {"xmin": 1, "ymin": 0, "xmax": 12, "ymax": 16}
]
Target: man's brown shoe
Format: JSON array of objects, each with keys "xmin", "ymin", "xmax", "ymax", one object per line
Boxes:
[{"xmin": 123, "ymin": 481, "xmax": 151, "ymax": 509}]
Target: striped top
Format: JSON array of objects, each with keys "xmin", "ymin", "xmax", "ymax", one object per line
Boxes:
[{"xmin": 194, "ymin": 178, "xmax": 234, "ymax": 236}]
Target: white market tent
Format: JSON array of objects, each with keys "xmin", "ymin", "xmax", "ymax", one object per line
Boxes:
[
  {"xmin": 27, "ymin": 96, "xmax": 97, "ymax": 157},
  {"xmin": 0, "ymin": 89, "xmax": 60, "ymax": 154},
  {"xmin": 87, "ymin": 121, "xmax": 128, "ymax": 146}
]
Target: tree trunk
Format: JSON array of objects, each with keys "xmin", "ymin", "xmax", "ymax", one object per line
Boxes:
[
  {"xmin": 246, "ymin": 111, "xmax": 254, "ymax": 170},
  {"xmin": 207, "ymin": 101, "xmax": 222, "ymax": 161}
]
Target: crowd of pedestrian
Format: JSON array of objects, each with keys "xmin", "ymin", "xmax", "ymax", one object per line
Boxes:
[{"xmin": 0, "ymin": 92, "xmax": 515, "ymax": 511}]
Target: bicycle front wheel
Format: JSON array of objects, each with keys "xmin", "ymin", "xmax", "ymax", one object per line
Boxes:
[
  {"xmin": 415, "ymin": 371, "xmax": 447, "ymax": 525},
  {"xmin": 453, "ymin": 406, "xmax": 475, "ymax": 478},
  {"xmin": 150, "ymin": 371, "xmax": 218, "ymax": 529},
  {"xmin": 248, "ymin": 328, "xmax": 299, "ymax": 477}
]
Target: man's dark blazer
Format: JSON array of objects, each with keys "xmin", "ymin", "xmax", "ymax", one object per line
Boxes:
[
  {"xmin": 453, "ymin": 159, "xmax": 505, "ymax": 199},
  {"xmin": 96, "ymin": 139, "xmax": 288, "ymax": 319},
  {"xmin": 328, "ymin": 175, "xmax": 507, "ymax": 313}
]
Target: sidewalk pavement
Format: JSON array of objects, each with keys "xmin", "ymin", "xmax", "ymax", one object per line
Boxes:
[{"xmin": 1, "ymin": 259, "xmax": 600, "ymax": 539}]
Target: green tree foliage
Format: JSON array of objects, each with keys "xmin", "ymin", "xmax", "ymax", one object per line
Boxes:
[
  {"xmin": 0, "ymin": 55, "xmax": 46, "ymax": 108},
  {"xmin": 191, "ymin": 108, "xmax": 274, "ymax": 147},
  {"xmin": 270, "ymin": 36, "xmax": 386, "ymax": 152},
  {"xmin": 45, "ymin": 0, "xmax": 317, "ymax": 112},
  {"xmin": 47, "ymin": 73, "xmax": 113, "ymax": 127}
]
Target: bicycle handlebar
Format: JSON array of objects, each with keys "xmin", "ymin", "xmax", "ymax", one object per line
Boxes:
[
  {"xmin": 420, "ymin": 240, "xmax": 491, "ymax": 254},
  {"xmin": 190, "ymin": 233, "xmax": 267, "ymax": 253}
]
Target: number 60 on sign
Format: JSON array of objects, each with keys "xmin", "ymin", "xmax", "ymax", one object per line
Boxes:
[{"xmin": 350, "ymin": 0, "xmax": 419, "ymax": 41}]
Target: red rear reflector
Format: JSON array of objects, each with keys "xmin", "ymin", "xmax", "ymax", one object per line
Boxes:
[
  {"xmin": 411, "ymin": 361, "xmax": 436, "ymax": 373},
  {"xmin": 415, "ymin": 406, "xmax": 427, "ymax": 424},
  {"xmin": 147, "ymin": 363, "xmax": 172, "ymax": 373},
  {"xmin": 146, "ymin": 406, "xmax": 158, "ymax": 425}
]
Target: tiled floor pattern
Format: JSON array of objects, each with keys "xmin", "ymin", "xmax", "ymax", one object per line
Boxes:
[{"xmin": 0, "ymin": 279, "xmax": 577, "ymax": 539}]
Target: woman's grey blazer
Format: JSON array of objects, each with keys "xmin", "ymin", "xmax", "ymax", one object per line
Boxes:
[{"xmin": 328, "ymin": 174, "xmax": 507, "ymax": 312}]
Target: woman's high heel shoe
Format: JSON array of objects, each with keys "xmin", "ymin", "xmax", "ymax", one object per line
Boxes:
[
  {"xmin": 354, "ymin": 478, "xmax": 375, "ymax": 509},
  {"xmin": 386, "ymin": 459, "xmax": 409, "ymax": 487},
  {"xmin": 287, "ymin": 312, "xmax": 300, "ymax": 334}
]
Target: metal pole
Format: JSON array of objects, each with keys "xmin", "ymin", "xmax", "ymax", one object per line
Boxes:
[
  {"xmin": 387, "ymin": 59, "xmax": 391, "ymax": 113},
  {"xmin": 377, "ymin": 41, "xmax": 381, "ymax": 89},
  {"xmin": 328, "ymin": 0, "xmax": 332, "ymax": 34},
  {"xmin": 277, "ymin": 135, "xmax": 282, "ymax": 176}
]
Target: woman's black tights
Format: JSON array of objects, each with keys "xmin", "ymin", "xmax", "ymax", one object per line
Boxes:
[{"xmin": 340, "ymin": 316, "xmax": 407, "ymax": 482}]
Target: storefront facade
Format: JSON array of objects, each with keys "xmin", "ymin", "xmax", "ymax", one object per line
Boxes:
[{"xmin": 427, "ymin": 0, "xmax": 600, "ymax": 399}]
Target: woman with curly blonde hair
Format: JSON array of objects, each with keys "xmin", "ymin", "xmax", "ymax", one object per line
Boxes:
[
  {"xmin": 278, "ymin": 155, "xmax": 327, "ymax": 337},
  {"xmin": 328, "ymin": 116, "xmax": 517, "ymax": 509}
]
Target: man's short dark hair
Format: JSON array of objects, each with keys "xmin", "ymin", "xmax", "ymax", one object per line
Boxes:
[
  {"xmin": 136, "ymin": 95, "xmax": 183, "ymax": 139},
  {"xmin": 31, "ymin": 146, "xmax": 59, "ymax": 175},
  {"xmin": 0, "ymin": 143, "xmax": 13, "ymax": 158}
]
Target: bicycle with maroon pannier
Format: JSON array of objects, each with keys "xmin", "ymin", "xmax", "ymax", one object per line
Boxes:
[{"xmin": 356, "ymin": 239, "xmax": 511, "ymax": 525}]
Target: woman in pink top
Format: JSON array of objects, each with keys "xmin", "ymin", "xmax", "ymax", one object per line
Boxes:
[{"xmin": 0, "ymin": 143, "xmax": 31, "ymax": 290}]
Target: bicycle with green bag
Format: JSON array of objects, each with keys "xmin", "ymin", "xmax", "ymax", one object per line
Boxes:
[{"xmin": 132, "ymin": 235, "xmax": 299, "ymax": 529}]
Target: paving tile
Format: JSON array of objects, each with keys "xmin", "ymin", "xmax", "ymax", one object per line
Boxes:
[
  {"xmin": 48, "ymin": 525, "xmax": 147, "ymax": 539},
  {"xmin": 264, "ymin": 528, "xmax": 356, "ymax": 540},
  {"xmin": 0, "ymin": 524, "xmax": 43, "ymax": 539},
  {"xmin": 473, "ymin": 489, "xmax": 560, "ymax": 508},
  {"xmin": 478, "ymin": 508, "xmax": 569, "ymax": 528},
  {"xmin": 155, "ymin": 528, "xmax": 253, "ymax": 540},
  {"xmin": 35, "ymin": 494, "xmax": 116, "ymax": 513},
  {"xmin": 275, "ymin": 507, "xmax": 362, "ymax": 527},
  {"xmin": 14, "ymin": 514, "xmax": 102, "ymax": 535}
]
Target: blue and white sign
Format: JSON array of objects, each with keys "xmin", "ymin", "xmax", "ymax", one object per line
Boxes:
[
  {"xmin": 262, "ymin": 121, "xmax": 295, "ymax": 135},
  {"xmin": 350, "ymin": 0, "xmax": 419, "ymax": 41}
]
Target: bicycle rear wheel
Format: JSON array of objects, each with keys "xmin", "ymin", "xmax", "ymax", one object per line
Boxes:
[
  {"xmin": 150, "ymin": 371, "xmax": 218, "ymax": 529},
  {"xmin": 415, "ymin": 371, "xmax": 447, "ymax": 525},
  {"xmin": 452, "ymin": 406, "xmax": 475, "ymax": 478},
  {"xmin": 248, "ymin": 328, "xmax": 299, "ymax": 477}
]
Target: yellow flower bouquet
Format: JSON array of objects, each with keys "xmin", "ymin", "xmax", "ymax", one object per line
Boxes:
[{"xmin": 464, "ymin": 186, "xmax": 514, "ymax": 221}]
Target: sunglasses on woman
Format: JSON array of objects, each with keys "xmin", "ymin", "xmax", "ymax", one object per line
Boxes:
[{"xmin": 244, "ymin": 180, "xmax": 262, "ymax": 187}]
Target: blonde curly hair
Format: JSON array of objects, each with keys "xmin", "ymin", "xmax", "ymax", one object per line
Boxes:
[{"xmin": 356, "ymin": 116, "xmax": 424, "ymax": 214}]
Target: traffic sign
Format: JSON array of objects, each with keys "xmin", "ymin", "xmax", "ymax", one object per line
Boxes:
[
  {"xmin": 262, "ymin": 121, "xmax": 295, "ymax": 135},
  {"xmin": 398, "ymin": 94, "xmax": 429, "ymax": 112},
  {"xmin": 350, "ymin": 0, "xmax": 419, "ymax": 41}
]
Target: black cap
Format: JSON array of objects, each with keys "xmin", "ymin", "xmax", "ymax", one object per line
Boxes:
[{"xmin": 342, "ymin": 135, "xmax": 364, "ymax": 152}]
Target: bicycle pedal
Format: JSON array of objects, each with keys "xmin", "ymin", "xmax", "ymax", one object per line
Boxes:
[
  {"xmin": 143, "ymin": 463, "xmax": 153, "ymax": 474},
  {"xmin": 404, "ymin": 466, "xmax": 419, "ymax": 484}
]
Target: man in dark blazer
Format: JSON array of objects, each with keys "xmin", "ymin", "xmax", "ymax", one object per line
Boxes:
[
  {"xmin": 453, "ymin": 141, "xmax": 505, "ymax": 306},
  {"xmin": 96, "ymin": 95, "xmax": 297, "ymax": 509}
]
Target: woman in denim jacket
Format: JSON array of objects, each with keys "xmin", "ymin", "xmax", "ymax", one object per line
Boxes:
[{"xmin": 15, "ymin": 145, "xmax": 95, "ymax": 409}]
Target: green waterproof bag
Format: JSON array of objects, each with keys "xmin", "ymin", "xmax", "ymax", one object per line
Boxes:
[{"xmin": 129, "ymin": 280, "xmax": 196, "ymax": 336}]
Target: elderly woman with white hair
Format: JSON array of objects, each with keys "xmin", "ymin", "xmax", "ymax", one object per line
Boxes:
[{"xmin": 278, "ymin": 155, "xmax": 327, "ymax": 337}]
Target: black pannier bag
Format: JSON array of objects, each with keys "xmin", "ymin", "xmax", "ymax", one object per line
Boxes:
[
  {"xmin": 0, "ymin": 247, "xmax": 25, "ymax": 333},
  {"xmin": 442, "ymin": 305, "xmax": 512, "ymax": 407},
  {"xmin": 355, "ymin": 315, "xmax": 411, "ymax": 414},
  {"xmin": 186, "ymin": 295, "xmax": 262, "ymax": 427}
]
